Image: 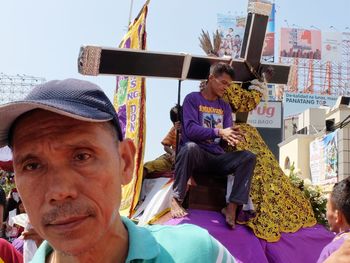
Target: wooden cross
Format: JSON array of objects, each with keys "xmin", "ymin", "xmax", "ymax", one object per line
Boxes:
[{"xmin": 78, "ymin": 1, "xmax": 291, "ymax": 86}]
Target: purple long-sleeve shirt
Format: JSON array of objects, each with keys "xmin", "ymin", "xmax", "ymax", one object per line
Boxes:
[{"xmin": 181, "ymin": 92, "xmax": 233, "ymax": 155}]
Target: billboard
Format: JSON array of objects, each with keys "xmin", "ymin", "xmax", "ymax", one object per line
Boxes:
[
  {"xmin": 217, "ymin": 3, "xmax": 275, "ymax": 59},
  {"xmin": 247, "ymin": 101, "xmax": 282, "ymax": 128},
  {"xmin": 217, "ymin": 14, "xmax": 245, "ymax": 58},
  {"xmin": 322, "ymin": 32, "xmax": 342, "ymax": 63},
  {"xmin": 283, "ymin": 92, "xmax": 338, "ymax": 117},
  {"xmin": 310, "ymin": 130, "xmax": 338, "ymax": 185},
  {"xmin": 280, "ymin": 28, "xmax": 322, "ymax": 59},
  {"xmin": 263, "ymin": 3, "xmax": 275, "ymax": 57}
]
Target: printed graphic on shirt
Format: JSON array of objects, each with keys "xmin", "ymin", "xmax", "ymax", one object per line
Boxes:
[
  {"xmin": 200, "ymin": 105, "xmax": 224, "ymax": 144},
  {"xmin": 202, "ymin": 113, "xmax": 223, "ymax": 129}
]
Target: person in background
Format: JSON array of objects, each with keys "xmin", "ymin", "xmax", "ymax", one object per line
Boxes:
[
  {"xmin": 0, "ymin": 185, "xmax": 5, "ymax": 238},
  {"xmin": 143, "ymin": 105, "xmax": 181, "ymax": 178},
  {"xmin": 317, "ymin": 177, "xmax": 350, "ymax": 262},
  {"xmin": 0, "ymin": 238, "xmax": 23, "ymax": 263},
  {"xmin": 171, "ymin": 63, "xmax": 256, "ymax": 229}
]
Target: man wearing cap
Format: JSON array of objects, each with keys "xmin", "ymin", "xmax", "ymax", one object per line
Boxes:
[{"xmin": 0, "ymin": 79, "xmax": 235, "ymax": 262}]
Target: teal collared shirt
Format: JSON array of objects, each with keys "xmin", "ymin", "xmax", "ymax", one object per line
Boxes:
[{"xmin": 31, "ymin": 217, "xmax": 235, "ymax": 263}]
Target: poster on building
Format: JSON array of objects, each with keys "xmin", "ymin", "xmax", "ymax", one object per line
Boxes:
[
  {"xmin": 217, "ymin": 3, "xmax": 275, "ymax": 59},
  {"xmin": 283, "ymin": 92, "xmax": 338, "ymax": 117},
  {"xmin": 247, "ymin": 101, "xmax": 282, "ymax": 128},
  {"xmin": 263, "ymin": 3, "xmax": 275, "ymax": 58},
  {"xmin": 310, "ymin": 130, "xmax": 338, "ymax": 185},
  {"xmin": 217, "ymin": 14, "xmax": 245, "ymax": 58},
  {"xmin": 280, "ymin": 28, "xmax": 322, "ymax": 59},
  {"xmin": 322, "ymin": 32, "xmax": 342, "ymax": 63}
]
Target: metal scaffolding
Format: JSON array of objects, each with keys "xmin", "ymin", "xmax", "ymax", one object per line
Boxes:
[
  {"xmin": 0, "ymin": 73, "xmax": 45, "ymax": 104},
  {"xmin": 280, "ymin": 32, "xmax": 350, "ymax": 96}
]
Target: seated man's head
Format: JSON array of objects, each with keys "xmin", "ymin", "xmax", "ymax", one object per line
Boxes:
[
  {"xmin": 0, "ymin": 79, "xmax": 135, "ymax": 256},
  {"xmin": 327, "ymin": 178, "xmax": 350, "ymax": 233},
  {"xmin": 205, "ymin": 62, "xmax": 235, "ymax": 98}
]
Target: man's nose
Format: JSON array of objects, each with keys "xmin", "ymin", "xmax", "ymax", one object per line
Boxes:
[{"xmin": 45, "ymin": 166, "xmax": 78, "ymax": 204}]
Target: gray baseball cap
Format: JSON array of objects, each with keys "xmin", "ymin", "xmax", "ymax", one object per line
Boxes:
[{"xmin": 0, "ymin": 78, "xmax": 123, "ymax": 147}]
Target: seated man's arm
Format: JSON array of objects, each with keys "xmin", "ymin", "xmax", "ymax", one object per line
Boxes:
[{"xmin": 183, "ymin": 96, "xmax": 218, "ymax": 141}]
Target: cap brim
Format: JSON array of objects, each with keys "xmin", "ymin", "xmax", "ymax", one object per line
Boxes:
[{"xmin": 0, "ymin": 100, "xmax": 114, "ymax": 147}]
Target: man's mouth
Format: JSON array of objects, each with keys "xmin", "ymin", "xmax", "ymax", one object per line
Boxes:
[{"xmin": 47, "ymin": 215, "xmax": 90, "ymax": 231}]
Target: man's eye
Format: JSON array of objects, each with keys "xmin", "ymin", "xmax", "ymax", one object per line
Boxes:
[
  {"xmin": 23, "ymin": 163, "xmax": 41, "ymax": 171},
  {"xmin": 74, "ymin": 153, "xmax": 91, "ymax": 161}
]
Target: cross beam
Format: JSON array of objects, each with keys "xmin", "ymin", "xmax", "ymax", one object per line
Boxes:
[{"xmin": 78, "ymin": 1, "xmax": 291, "ymax": 86}]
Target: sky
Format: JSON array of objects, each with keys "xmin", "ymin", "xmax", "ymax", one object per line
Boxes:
[{"xmin": 1, "ymin": 0, "xmax": 350, "ymax": 161}]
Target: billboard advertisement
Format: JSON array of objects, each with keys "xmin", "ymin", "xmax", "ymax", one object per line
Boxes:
[
  {"xmin": 247, "ymin": 101, "xmax": 282, "ymax": 128},
  {"xmin": 310, "ymin": 130, "xmax": 338, "ymax": 185},
  {"xmin": 322, "ymin": 32, "xmax": 342, "ymax": 63},
  {"xmin": 280, "ymin": 28, "xmax": 322, "ymax": 59},
  {"xmin": 283, "ymin": 92, "xmax": 338, "ymax": 117},
  {"xmin": 217, "ymin": 3, "xmax": 275, "ymax": 59},
  {"xmin": 263, "ymin": 3, "xmax": 275, "ymax": 57},
  {"xmin": 217, "ymin": 14, "xmax": 245, "ymax": 58}
]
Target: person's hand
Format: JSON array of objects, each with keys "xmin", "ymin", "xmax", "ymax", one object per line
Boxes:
[
  {"xmin": 324, "ymin": 239, "xmax": 350, "ymax": 263},
  {"xmin": 21, "ymin": 228, "xmax": 44, "ymax": 247},
  {"xmin": 219, "ymin": 126, "xmax": 245, "ymax": 147},
  {"xmin": 170, "ymin": 151, "xmax": 176, "ymax": 163},
  {"xmin": 174, "ymin": 121, "xmax": 181, "ymax": 131}
]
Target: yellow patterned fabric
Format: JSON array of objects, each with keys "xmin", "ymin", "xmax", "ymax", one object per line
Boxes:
[
  {"xmin": 222, "ymin": 83, "xmax": 261, "ymax": 112},
  {"xmin": 223, "ymin": 83, "xmax": 317, "ymax": 242}
]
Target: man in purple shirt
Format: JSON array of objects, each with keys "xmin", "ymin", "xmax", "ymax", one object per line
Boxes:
[
  {"xmin": 171, "ymin": 63, "xmax": 256, "ymax": 229},
  {"xmin": 317, "ymin": 177, "xmax": 350, "ymax": 262}
]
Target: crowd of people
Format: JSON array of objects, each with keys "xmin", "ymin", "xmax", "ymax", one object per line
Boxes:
[{"xmin": 0, "ymin": 174, "xmax": 28, "ymax": 262}]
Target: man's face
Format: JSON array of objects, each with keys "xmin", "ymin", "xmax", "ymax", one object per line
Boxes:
[
  {"xmin": 12, "ymin": 110, "xmax": 134, "ymax": 255},
  {"xmin": 209, "ymin": 72, "xmax": 233, "ymax": 98},
  {"xmin": 327, "ymin": 196, "xmax": 340, "ymax": 233}
]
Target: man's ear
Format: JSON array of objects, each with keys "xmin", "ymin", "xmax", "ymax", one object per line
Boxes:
[
  {"xmin": 335, "ymin": 209, "xmax": 343, "ymax": 225},
  {"xmin": 118, "ymin": 139, "xmax": 136, "ymax": 185}
]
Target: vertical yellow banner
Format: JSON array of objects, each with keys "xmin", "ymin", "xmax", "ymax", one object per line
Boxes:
[{"xmin": 114, "ymin": 2, "xmax": 149, "ymax": 216}]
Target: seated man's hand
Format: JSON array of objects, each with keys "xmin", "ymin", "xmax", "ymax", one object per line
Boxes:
[{"xmin": 219, "ymin": 127, "xmax": 245, "ymax": 147}]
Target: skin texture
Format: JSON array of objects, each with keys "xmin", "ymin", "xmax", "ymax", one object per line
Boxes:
[
  {"xmin": 12, "ymin": 110, "xmax": 135, "ymax": 263},
  {"xmin": 327, "ymin": 196, "xmax": 340, "ymax": 233},
  {"xmin": 327, "ymin": 194, "xmax": 350, "ymax": 233}
]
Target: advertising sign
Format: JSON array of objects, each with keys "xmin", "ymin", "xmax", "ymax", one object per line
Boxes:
[
  {"xmin": 280, "ymin": 28, "xmax": 322, "ymax": 59},
  {"xmin": 322, "ymin": 32, "xmax": 342, "ymax": 63},
  {"xmin": 247, "ymin": 101, "xmax": 282, "ymax": 128},
  {"xmin": 310, "ymin": 130, "xmax": 338, "ymax": 185},
  {"xmin": 217, "ymin": 3, "xmax": 275, "ymax": 59},
  {"xmin": 283, "ymin": 92, "xmax": 338, "ymax": 117}
]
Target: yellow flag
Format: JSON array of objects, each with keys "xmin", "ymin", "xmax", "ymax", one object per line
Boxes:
[{"xmin": 115, "ymin": 1, "xmax": 149, "ymax": 216}]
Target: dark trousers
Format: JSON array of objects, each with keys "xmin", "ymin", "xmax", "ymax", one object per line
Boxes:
[{"xmin": 172, "ymin": 142, "xmax": 256, "ymax": 205}]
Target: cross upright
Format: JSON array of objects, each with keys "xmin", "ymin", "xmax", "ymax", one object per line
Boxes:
[{"xmin": 78, "ymin": 0, "xmax": 291, "ymax": 87}]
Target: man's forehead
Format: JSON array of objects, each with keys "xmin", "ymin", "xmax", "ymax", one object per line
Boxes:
[{"xmin": 12, "ymin": 111, "xmax": 99, "ymax": 143}]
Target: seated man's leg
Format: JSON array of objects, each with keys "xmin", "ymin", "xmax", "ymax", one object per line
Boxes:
[
  {"xmin": 216, "ymin": 150, "xmax": 256, "ymax": 228},
  {"xmin": 171, "ymin": 142, "xmax": 208, "ymax": 218}
]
